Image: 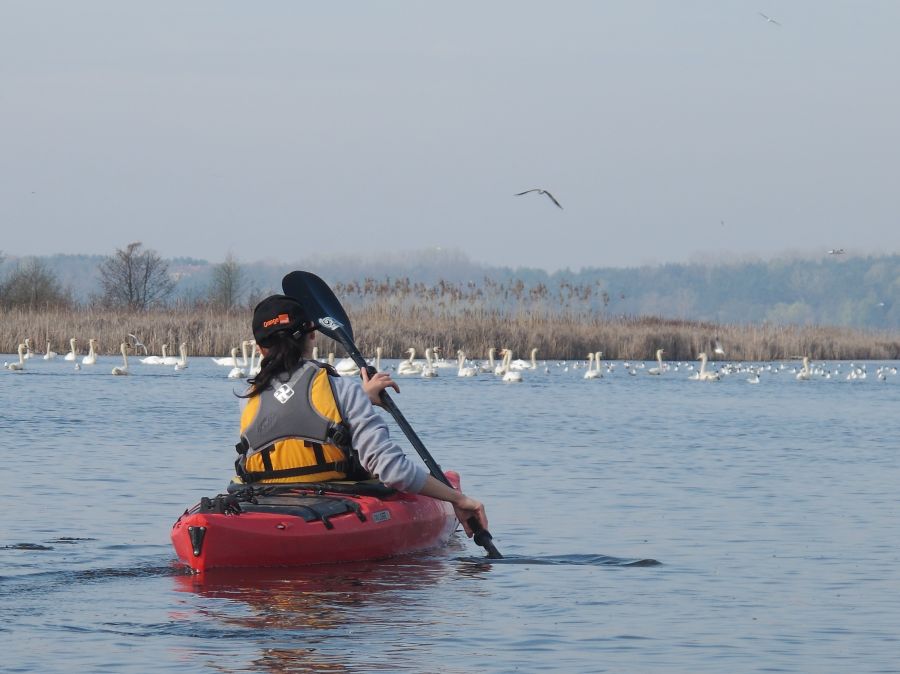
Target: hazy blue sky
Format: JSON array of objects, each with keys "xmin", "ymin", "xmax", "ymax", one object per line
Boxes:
[{"xmin": 3, "ymin": 2, "xmax": 899, "ymax": 271}]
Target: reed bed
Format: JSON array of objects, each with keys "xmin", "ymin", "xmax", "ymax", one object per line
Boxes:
[{"xmin": 3, "ymin": 304, "xmax": 899, "ymax": 362}]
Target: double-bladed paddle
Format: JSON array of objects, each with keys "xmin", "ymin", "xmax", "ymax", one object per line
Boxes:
[{"xmin": 282, "ymin": 270, "xmax": 502, "ymax": 559}]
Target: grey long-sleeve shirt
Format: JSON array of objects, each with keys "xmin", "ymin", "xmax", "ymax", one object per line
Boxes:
[{"xmin": 329, "ymin": 375, "xmax": 429, "ymax": 493}]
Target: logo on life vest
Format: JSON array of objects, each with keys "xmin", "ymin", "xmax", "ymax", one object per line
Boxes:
[
  {"xmin": 273, "ymin": 383, "xmax": 294, "ymax": 404},
  {"xmin": 319, "ymin": 316, "xmax": 342, "ymax": 331},
  {"xmin": 372, "ymin": 510, "xmax": 391, "ymax": 523}
]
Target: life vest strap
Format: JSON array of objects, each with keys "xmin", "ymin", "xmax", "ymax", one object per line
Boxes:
[{"xmin": 240, "ymin": 455, "xmax": 351, "ymax": 483}]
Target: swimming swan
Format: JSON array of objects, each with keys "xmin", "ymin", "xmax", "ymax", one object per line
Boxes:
[
  {"xmin": 43, "ymin": 341, "xmax": 58, "ymax": 360},
  {"xmin": 796, "ymin": 356, "xmax": 811, "ymax": 381},
  {"xmin": 336, "ymin": 356, "xmax": 360, "ymax": 377},
  {"xmin": 647, "ymin": 349, "xmax": 665, "ymax": 375},
  {"xmin": 212, "ymin": 340, "xmax": 248, "ymax": 367},
  {"xmin": 510, "ymin": 348, "xmax": 538, "ymax": 371},
  {"xmin": 64, "ymin": 338, "xmax": 78, "ymax": 361},
  {"xmin": 457, "ymin": 350, "xmax": 477, "ymax": 377},
  {"xmin": 111, "ymin": 343, "xmax": 130, "ymax": 375},
  {"xmin": 421, "ymin": 348, "xmax": 438, "ymax": 377},
  {"xmin": 500, "ymin": 349, "xmax": 523, "ymax": 382},
  {"xmin": 174, "ymin": 343, "xmax": 189, "ymax": 370},
  {"xmin": 161, "ymin": 343, "xmax": 180, "ymax": 366},
  {"xmin": 691, "ymin": 352, "xmax": 720, "ymax": 381},
  {"xmin": 397, "ymin": 348, "xmax": 423, "ymax": 375},
  {"xmin": 6, "ymin": 344, "xmax": 26, "ymax": 371},
  {"xmin": 81, "ymin": 339, "xmax": 98, "ymax": 366},
  {"xmin": 227, "ymin": 347, "xmax": 246, "ymax": 379},
  {"xmin": 584, "ymin": 352, "xmax": 602, "ymax": 379}
]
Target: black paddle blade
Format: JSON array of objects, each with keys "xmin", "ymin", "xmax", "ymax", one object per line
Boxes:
[{"xmin": 282, "ymin": 271, "xmax": 354, "ymax": 343}]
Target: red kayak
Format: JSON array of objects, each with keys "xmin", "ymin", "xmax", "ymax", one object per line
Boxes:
[{"xmin": 171, "ymin": 471, "xmax": 461, "ymax": 572}]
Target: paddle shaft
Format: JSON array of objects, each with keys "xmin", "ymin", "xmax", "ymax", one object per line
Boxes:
[{"xmin": 342, "ymin": 343, "xmax": 501, "ymax": 558}]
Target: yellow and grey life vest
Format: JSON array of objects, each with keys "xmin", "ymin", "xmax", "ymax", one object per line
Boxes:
[{"xmin": 235, "ymin": 361, "xmax": 355, "ymax": 484}]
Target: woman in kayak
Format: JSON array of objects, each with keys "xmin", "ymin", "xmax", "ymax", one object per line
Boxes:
[{"xmin": 235, "ymin": 294, "xmax": 488, "ymax": 538}]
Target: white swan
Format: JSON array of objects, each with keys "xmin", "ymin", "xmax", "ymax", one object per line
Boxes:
[
  {"xmin": 227, "ymin": 347, "xmax": 246, "ymax": 379},
  {"xmin": 431, "ymin": 346, "xmax": 456, "ymax": 369},
  {"xmin": 510, "ymin": 348, "xmax": 538, "ymax": 371},
  {"xmin": 212, "ymin": 340, "xmax": 248, "ymax": 367},
  {"xmin": 421, "ymin": 348, "xmax": 438, "ymax": 377},
  {"xmin": 140, "ymin": 343, "xmax": 163, "ymax": 365},
  {"xmin": 174, "ymin": 342, "xmax": 189, "ymax": 370},
  {"xmin": 493, "ymin": 347, "xmax": 508, "ymax": 376},
  {"xmin": 796, "ymin": 356, "xmax": 811, "ymax": 381},
  {"xmin": 23, "ymin": 338, "xmax": 34, "ymax": 360},
  {"xmin": 81, "ymin": 339, "xmax": 98, "ymax": 366},
  {"xmin": 6, "ymin": 344, "xmax": 26, "ymax": 371},
  {"xmin": 248, "ymin": 342, "xmax": 262, "ymax": 376},
  {"xmin": 691, "ymin": 352, "xmax": 720, "ymax": 381},
  {"xmin": 584, "ymin": 352, "xmax": 602, "ymax": 379},
  {"xmin": 647, "ymin": 349, "xmax": 665, "ymax": 375},
  {"xmin": 336, "ymin": 356, "xmax": 360, "ymax": 377},
  {"xmin": 372, "ymin": 346, "xmax": 384, "ymax": 372},
  {"xmin": 747, "ymin": 374, "xmax": 760, "ymax": 384},
  {"xmin": 478, "ymin": 347, "xmax": 497, "ymax": 373},
  {"xmin": 43, "ymin": 341, "xmax": 57, "ymax": 360},
  {"xmin": 111, "ymin": 343, "xmax": 130, "ymax": 375},
  {"xmin": 500, "ymin": 349, "xmax": 523, "ymax": 382},
  {"xmin": 161, "ymin": 344, "xmax": 180, "ymax": 366},
  {"xmin": 64, "ymin": 338, "xmax": 78, "ymax": 361},
  {"xmin": 397, "ymin": 348, "xmax": 423, "ymax": 375},
  {"xmin": 457, "ymin": 350, "xmax": 477, "ymax": 377}
]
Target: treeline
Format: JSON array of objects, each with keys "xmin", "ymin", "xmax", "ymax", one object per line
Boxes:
[
  {"xmin": 4, "ymin": 303, "xmax": 899, "ymax": 362},
  {"xmin": 3, "ymin": 247, "xmax": 900, "ymax": 330},
  {"xmin": 0, "ymin": 243, "xmax": 257, "ymax": 313}
]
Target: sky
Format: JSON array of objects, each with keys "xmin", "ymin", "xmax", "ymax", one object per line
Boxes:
[{"xmin": 2, "ymin": 2, "xmax": 899, "ymax": 272}]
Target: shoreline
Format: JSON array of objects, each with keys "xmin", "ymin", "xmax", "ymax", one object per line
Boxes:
[{"xmin": 3, "ymin": 306, "xmax": 899, "ymax": 362}]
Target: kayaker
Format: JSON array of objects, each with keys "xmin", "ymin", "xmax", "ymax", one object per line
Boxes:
[{"xmin": 235, "ymin": 294, "xmax": 489, "ymax": 538}]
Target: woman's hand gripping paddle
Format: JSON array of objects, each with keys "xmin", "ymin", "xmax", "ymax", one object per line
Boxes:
[{"xmin": 282, "ymin": 270, "xmax": 502, "ymax": 559}]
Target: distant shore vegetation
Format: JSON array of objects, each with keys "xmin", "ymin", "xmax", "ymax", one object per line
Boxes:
[
  {"xmin": 2, "ymin": 243, "xmax": 899, "ymax": 360},
  {"xmin": 4, "ymin": 304, "xmax": 899, "ymax": 362}
]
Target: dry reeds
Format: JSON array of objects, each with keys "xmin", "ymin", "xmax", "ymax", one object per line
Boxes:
[{"xmin": 2, "ymin": 303, "xmax": 899, "ymax": 361}]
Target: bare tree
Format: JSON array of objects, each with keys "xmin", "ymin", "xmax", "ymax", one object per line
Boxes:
[
  {"xmin": 98, "ymin": 242, "xmax": 175, "ymax": 310},
  {"xmin": 209, "ymin": 253, "xmax": 245, "ymax": 309},
  {"xmin": 0, "ymin": 257, "xmax": 72, "ymax": 308}
]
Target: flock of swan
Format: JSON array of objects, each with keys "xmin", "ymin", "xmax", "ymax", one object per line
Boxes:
[
  {"xmin": 4, "ymin": 338, "xmax": 898, "ymax": 385},
  {"xmin": 3, "ymin": 337, "xmax": 189, "ymax": 375}
]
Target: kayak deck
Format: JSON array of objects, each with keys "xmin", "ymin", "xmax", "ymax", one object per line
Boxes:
[{"xmin": 171, "ymin": 472, "xmax": 460, "ymax": 572}]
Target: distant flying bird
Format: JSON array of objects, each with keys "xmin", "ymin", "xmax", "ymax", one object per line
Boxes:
[
  {"xmin": 827, "ymin": 249, "xmax": 845, "ymax": 255},
  {"xmin": 515, "ymin": 188, "xmax": 563, "ymax": 209},
  {"xmin": 127, "ymin": 333, "xmax": 149, "ymax": 355},
  {"xmin": 758, "ymin": 12, "xmax": 781, "ymax": 26},
  {"xmin": 713, "ymin": 338, "xmax": 725, "ymax": 357}
]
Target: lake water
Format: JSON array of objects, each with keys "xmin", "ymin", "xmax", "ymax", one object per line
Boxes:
[{"xmin": 2, "ymin": 353, "xmax": 898, "ymax": 673}]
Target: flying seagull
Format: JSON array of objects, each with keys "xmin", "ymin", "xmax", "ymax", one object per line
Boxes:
[
  {"xmin": 713, "ymin": 338, "xmax": 725, "ymax": 357},
  {"xmin": 827, "ymin": 248, "xmax": 845, "ymax": 255},
  {"xmin": 515, "ymin": 188, "xmax": 563, "ymax": 209},
  {"xmin": 127, "ymin": 333, "xmax": 149, "ymax": 355},
  {"xmin": 758, "ymin": 12, "xmax": 781, "ymax": 26}
]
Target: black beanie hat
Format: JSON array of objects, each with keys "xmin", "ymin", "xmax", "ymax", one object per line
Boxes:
[{"xmin": 251, "ymin": 294, "xmax": 311, "ymax": 347}]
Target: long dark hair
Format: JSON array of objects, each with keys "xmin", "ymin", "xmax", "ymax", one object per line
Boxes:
[{"xmin": 240, "ymin": 332, "xmax": 307, "ymax": 397}]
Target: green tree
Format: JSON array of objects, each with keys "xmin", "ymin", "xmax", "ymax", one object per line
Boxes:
[
  {"xmin": 97, "ymin": 242, "xmax": 175, "ymax": 310},
  {"xmin": 0, "ymin": 257, "xmax": 71, "ymax": 308}
]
